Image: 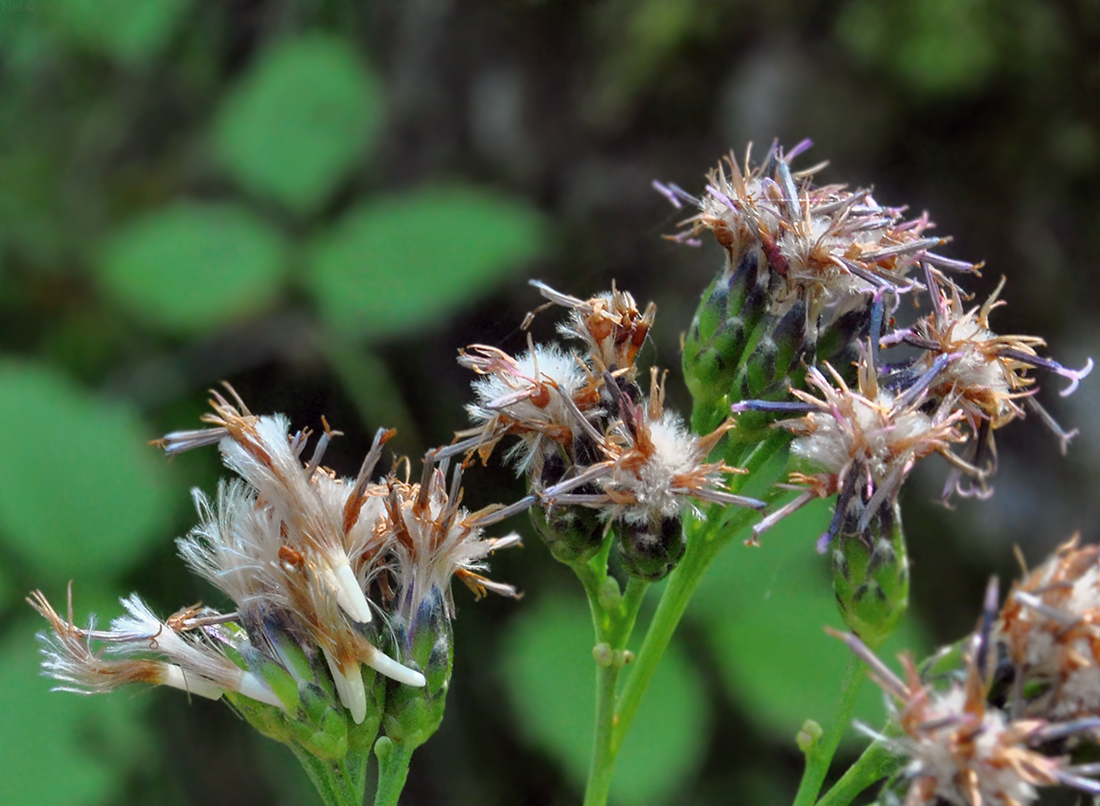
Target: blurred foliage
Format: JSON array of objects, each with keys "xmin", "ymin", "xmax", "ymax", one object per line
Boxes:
[
  {"xmin": 213, "ymin": 33, "xmax": 383, "ymax": 214},
  {"xmin": 97, "ymin": 201, "xmax": 291, "ymax": 334},
  {"xmin": 306, "ymin": 185, "xmax": 546, "ymax": 338},
  {"xmin": 0, "ymin": 362, "xmax": 173, "ymax": 579},
  {"xmin": 0, "ymin": 1, "xmax": 1097, "ymax": 805}
]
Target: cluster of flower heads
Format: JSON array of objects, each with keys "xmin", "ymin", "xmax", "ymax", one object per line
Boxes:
[
  {"xmin": 663, "ymin": 140, "xmax": 1092, "ymax": 549},
  {"xmin": 438, "ymin": 281, "xmax": 765, "ymax": 579},
  {"xmin": 837, "ymin": 538, "xmax": 1100, "ymax": 806},
  {"xmin": 30, "ymin": 386, "xmax": 518, "ymax": 729}
]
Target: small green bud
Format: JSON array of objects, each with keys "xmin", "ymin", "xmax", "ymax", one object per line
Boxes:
[
  {"xmin": 832, "ymin": 503, "xmax": 909, "ymax": 651},
  {"xmin": 374, "ymin": 735, "xmax": 394, "ymax": 762},
  {"xmin": 796, "ymin": 719, "xmax": 823, "ymax": 754},
  {"xmin": 593, "ymin": 643, "xmax": 614, "ymax": 668},
  {"xmin": 618, "ymin": 515, "xmax": 685, "ymax": 581},
  {"xmin": 684, "ymin": 248, "xmax": 769, "ymax": 423}
]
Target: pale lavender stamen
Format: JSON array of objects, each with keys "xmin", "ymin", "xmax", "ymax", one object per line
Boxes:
[
  {"xmin": 652, "ymin": 180, "xmax": 698, "ymax": 210},
  {"xmin": 784, "ymin": 138, "xmax": 814, "ymax": 161}
]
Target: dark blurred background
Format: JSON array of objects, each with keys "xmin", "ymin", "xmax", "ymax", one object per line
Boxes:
[{"xmin": 1, "ymin": 1, "xmax": 1098, "ymax": 804}]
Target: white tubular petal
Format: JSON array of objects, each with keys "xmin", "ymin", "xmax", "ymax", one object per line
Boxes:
[
  {"xmin": 326, "ymin": 558, "xmax": 373, "ymax": 624},
  {"xmin": 161, "ymin": 665, "xmax": 224, "ymax": 701},
  {"xmin": 236, "ymin": 672, "xmax": 286, "ymax": 710},
  {"xmin": 361, "ymin": 645, "xmax": 426, "ymax": 688},
  {"xmin": 323, "ymin": 648, "xmax": 367, "ymax": 725}
]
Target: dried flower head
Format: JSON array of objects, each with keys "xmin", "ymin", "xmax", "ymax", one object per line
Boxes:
[
  {"xmin": 996, "ymin": 536, "xmax": 1100, "ymax": 722},
  {"xmin": 33, "ymin": 385, "xmax": 520, "ymax": 732},
  {"xmin": 736, "ymin": 357, "xmax": 965, "ymax": 548},
  {"xmin": 29, "ymin": 586, "xmax": 282, "ymax": 708},
  {"xmin": 445, "ymin": 342, "xmax": 600, "ymax": 472},
  {"xmin": 537, "ymin": 368, "xmax": 764, "ymax": 578},
  {"xmin": 834, "ymin": 628, "xmax": 1079, "ymax": 806},
  {"xmin": 446, "ymin": 281, "xmax": 763, "ymax": 577},
  {"xmin": 656, "ymin": 140, "xmax": 964, "ymax": 331},
  {"xmin": 886, "ymin": 274, "xmax": 1092, "ymax": 477},
  {"xmin": 526, "ymin": 280, "xmax": 656, "ymax": 381},
  {"xmin": 377, "ymin": 460, "xmax": 521, "ymax": 635}
]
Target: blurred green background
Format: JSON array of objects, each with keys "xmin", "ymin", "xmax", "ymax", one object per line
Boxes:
[{"xmin": 1, "ymin": 1, "xmax": 1098, "ymax": 804}]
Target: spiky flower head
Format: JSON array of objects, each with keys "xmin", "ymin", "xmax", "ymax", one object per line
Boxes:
[
  {"xmin": 658, "ymin": 140, "xmax": 958, "ymax": 337},
  {"xmin": 32, "ymin": 386, "xmax": 519, "ymax": 749},
  {"xmin": 675, "ymin": 141, "xmax": 1095, "ymax": 551},
  {"xmin": 834, "ymin": 627, "xmax": 1096, "ymax": 806},
  {"xmin": 446, "ymin": 282, "xmax": 764, "ymax": 578},
  {"xmin": 737, "ymin": 358, "xmax": 965, "ymax": 549},
  {"xmin": 996, "ymin": 536, "xmax": 1100, "ymax": 722}
]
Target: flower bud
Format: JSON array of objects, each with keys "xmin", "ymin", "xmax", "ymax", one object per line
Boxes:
[
  {"xmin": 617, "ymin": 514, "xmax": 686, "ymax": 582},
  {"xmin": 381, "ymin": 592, "xmax": 453, "ymax": 750},
  {"xmin": 528, "ymin": 449, "xmax": 610, "ymax": 564},
  {"xmin": 831, "ymin": 502, "xmax": 909, "ymax": 650},
  {"xmin": 683, "ymin": 249, "xmax": 769, "ymax": 431},
  {"xmin": 529, "ymin": 504, "xmax": 608, "ymax": 564}
]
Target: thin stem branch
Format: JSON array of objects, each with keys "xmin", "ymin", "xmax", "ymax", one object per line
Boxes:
[
  {"xmin": 616, "ymin": 576, "xmax": 650, "ymax": 645},
  {"xmin": 373, "ymin": 738, "xmax": 415, "ymax": 806},
  {"xmin": 815, "ymin": 738, "xmax": 903, "ymax": 806},
  {"xmin": 580, "ymin": 431, "xmax": 789, "ymax": 806},
  {"xmin": 792, "ymin": 654, "xmax": 868, "ymax": 806},
  {"xmin": 578, "ymin": 543, "xmax": 651, "ymax": 806},
  {"xmin": 582, "ymin": 657, "xmax": 622, "ymax": 806},
  {"xmin": 608, "ymin": 511, "xmax": 729, "ymax": 750},
  {"xmin": 610, "ymin": 432, "xmax": 790, "ymax": 753},
  {"xmin": 291, "ymin": 744, "xmax": 370, "ymax": 806}
]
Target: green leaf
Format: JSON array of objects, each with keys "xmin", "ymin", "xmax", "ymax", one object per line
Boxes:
[
  {"xmin": 500, "ymin": 592, "xmax": 709, "ymax": 805},
  {"xmin": 96, "ymin": 201, "xmax": 290, "ymax": 336},
  {"xmin": 2, "ymin": 614, "xmax": 150, "ymax": 806},
  {"xmin": 693, "ymin": 499, "xmax": 932, "ymax": 745},
  {"xmin": 0, "ymin": 362, "xmax": 174, "ymax": 579},
  {"xmin": 306, "ymin": 186, "xmax": 546, "ymax": 339},
  {"xmin": 43, "ymin": 0, "xmax": 189, "ymax": 64},
  {"xmin": 213, "ymin": 34, "xmax": 383, "ymax": 214}
]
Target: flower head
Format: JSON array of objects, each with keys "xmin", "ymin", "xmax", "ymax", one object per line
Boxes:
[
  {"xmin": 527, "ymin": 280, "xmax": 656, "ymax": 380},
  {"xmin": 34, "ymin": 386, "xmax": 520, "ymax": 734},
  {"xmin": 657, "ymin": 140, "xmax": 960, "ymax": 331},
  {"xmin": 834, "ymin": 628, "xmax": 1075, "ymax": 806},
  {"xmin": 996, "ymin": 536, "xmax": 1100, "ymax": 722},
  {"xmin": 736, "ymin": 357, "xmax": 964, "ymax": 548}
]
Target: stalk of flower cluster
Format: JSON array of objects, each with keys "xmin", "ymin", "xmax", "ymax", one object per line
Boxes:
[
  {"xmin": 440, "ymin": 280, "xmax": 773, "ymax": 806},
  {"xmin": 650, "ymin": 139, "xmax": 1091, "ymax": 806}
]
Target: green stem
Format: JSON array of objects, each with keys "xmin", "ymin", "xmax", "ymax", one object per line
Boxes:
[
  {"xmin": 291, "ymin": 744, "xmax": 369, "ymax": 806},
  {"xmin": 609, "ymin": 509, "xmax": 734, "ymax": 750},
  {"xmin": 581, "ymin": 431, "xmax": 789, "ymax": 806},
  {"xmin": 583, "ymin": 654, "xmax": 621, "ymax": 806},
  {"xmin": 578, "ymin": 552, "xmax": 651, "ymax": 806},
  {"xmin": 610, "ymin": 432, "xmax": 789, "ymax": 754},
  {"xmin": 815, "ymin": 739, "xmax": 902, "ymax": 806},
  {"xmin": 792, "ymin": 654, "xmax": 867, "ymax": 806},
  {"xmin": 373, "ymin": 738, "xmax": 415, "ymax": 806},
  {"xmin": 616, "ymin": 577, "xmax": 649, "ymax": 645}
]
